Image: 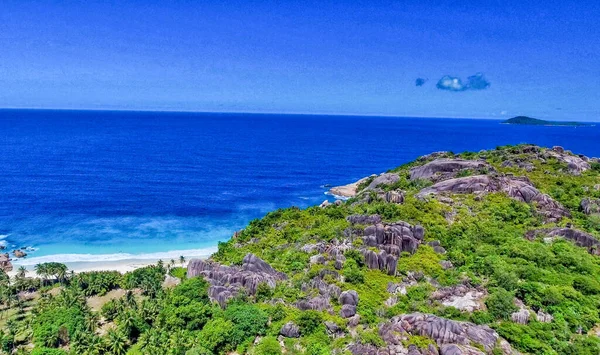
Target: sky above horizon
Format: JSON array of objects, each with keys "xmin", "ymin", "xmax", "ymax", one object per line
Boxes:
[{"xmin": 1, "ymin": 1, "xmax": 599, "ymax": 120}]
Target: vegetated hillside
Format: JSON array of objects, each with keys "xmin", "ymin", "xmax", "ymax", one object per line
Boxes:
[
  {"xmin": 503, "ymin": 116, "xmax": 589, "ymax": 126},
  {"xmin": 2, "ymin": 144, "xmax": 600, "ymax": 355}
]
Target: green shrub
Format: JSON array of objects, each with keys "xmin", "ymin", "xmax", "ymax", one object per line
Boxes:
[
  {"xmin": 485, "ymin": 289, "xmax": 517, "ymax": 320},
  {"xmin": 297, "ymin": 311, "xmax": 323, "ymax": 335},
  {"xmin": 253, "ymin": 336, "xmax": 282, "ymax": 355}
]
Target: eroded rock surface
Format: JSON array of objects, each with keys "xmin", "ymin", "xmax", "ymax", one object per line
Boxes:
[
  {"xmin": 280, "ymin": 322, "xmax": 300, "ymax": 338},
  {"xmin": 430, "ymin": 285, "xmax": 486, "ymax": 312},
  {"xmin": 379, "ymin": 313, "xmax": 511, "ymax": 354},
  {"xmin": 187, "ymin": 253, "xmax": 287, "ymax": 306},
  {"xmin": 348, "ymin": 216, "xmax": 425, "ymax": 275},
  {"xmin": 581, "ymin": 198, "xmax": 600, "ymax": 215},
  {"xmin": 526, "ymin": 227, "xmax": 600, "ymax": 255},
  {"xmin": 417, "ymin": 175, "xmax": 569, "ymax": 222},
  {"xmin": 410, "ymin": 159, "xmax": 491, "ymax": 182},
  {"xmin": 0, "ymin": 253, "xmax": 12, "ymax": 273}
]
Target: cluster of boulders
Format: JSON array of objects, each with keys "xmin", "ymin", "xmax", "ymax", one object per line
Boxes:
[
  {"xmin": 526, "ymin": 227, "xmax": 600, "ymax": 255},
  {"xmin": 510, "ymin": 299, "xmax": 553, "ymax": 325},
  {"xmin": 346, "ymin": 214, "xmax": 424, "ymax": 275},
  {"xmin": 0, "ymin": 253, "xmax": 13, "ymax": 273},
  {"xmin": 378, "ymin": 313, "xmax": 513, "ymax": 355},
  {"xmin": 409, "ymin": 158, "xmax": 492, "ymax": 182},
  {"xmin": 417, "ymin": 175, "xmax": 570, "ymax": 222},
  {"xmin": 187, "ymin": 253, "xmax": 287, "ymax": 306},
  {"xmin": 544, "ymin": 146, "xmax": 591, "ymax": 175}
]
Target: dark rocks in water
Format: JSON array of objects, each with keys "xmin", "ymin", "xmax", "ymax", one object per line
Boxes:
[
  {"xmin": 280, "ymin": 322, "xmax": 300, "ymax": 338},
  {"xmin": 0, "ymin": 253, "xmax": 13, "ymax": 273},
  {"xmin": 378, "ymin": 313, "xmax": 510, "ymax": 354},
  {"xmin": 526, "ymin": 227, "xmax": 600, "ymax": 255},
  {"xmin": 13, "ymin": 249, "xmax": 27, "ymax": 258},
  {"xmin": 417, "ymin": 175, "xmax": 570, "ymax": 222},
  {"xmin": 410, "ymin": 159, "xmax": 491, "ymax": 182},
  {"xmin": 581, "ymin": 198, "xmax": 600, "ymax": 215},
  {"xmin": 187, "ymin": 253, "xmax": 287, "ymax": 306}
]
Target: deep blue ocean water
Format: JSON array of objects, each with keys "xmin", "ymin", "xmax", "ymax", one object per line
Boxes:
[{"xmin": 1, "ymin": 109, "xmax": 599, "ymax": 264}]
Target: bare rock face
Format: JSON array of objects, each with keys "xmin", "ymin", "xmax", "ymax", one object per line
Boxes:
[
  {"xmin": 0, "ymin": 253, "xmax": 13, "ymax": 273},
  {"xmin": 410, "ymin": 159, "xmax": 491, "ymax": 182},
  {"xmin": 417, "ymin": 175, "xmax": 570, "ymax": 222},
  {"xmin": 536, "ymin": 310, "xmax": 554, "ymax": 323},
  {"xmin": 511, "ymin": 308, "xmax": 530, "ymax": 325},
  {"xmin": 339, "ymin": 290, "xmax": 359, "ymax": 318},
  {"xmin": 346, "ymin": 216, "xmax": 425, "ymax": 275},
  {"xmin": 296, "ymin": 296, "xmax": 332, "ymax": 311},
  {"xmin": 526, "ymin": 227, "xmax": 600, "ymax": 255},
  {"xmin": 329, "ymin": 175, "xmax": 377, "ymax": 198},
  {"xmin": 581, "ymin": 198, "xmax": 600, "ymax": 215},
  {"xmin": 187, "ymin": 253, "xmax": 287, "ymax": 306},
  {"xmin": 439, "ymin": 344, "xmax": 485, "ymax": 355},
  {"xmin": 347, "ymin": 214, "xmax": 383, "ymax": 225},
  {"xmin": 379, "ymin": 313, "xmax": 512, "ymax": 354},
  {"xmin": 544, "ymin": 148, "xmax": 590, "ymax": 175},
  {"xmin": 366, "ymin": 173, "xmax": 401, "ymax": 191},
  {"xmin": 280, "ymin": 322, "xmax": 300, "ymax": 338},
  {"xmin": 430, "ymin": 286, "xmax": 486, "ymax": 312}
]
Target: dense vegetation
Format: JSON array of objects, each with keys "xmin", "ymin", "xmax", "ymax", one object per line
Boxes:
[
  {"xmin": 1, "ymin": 144, "xmax": 600, "ymax": 354},
  {"xmin": 502, "ymin": 116, "xmax": 589, "ymax": 126}
]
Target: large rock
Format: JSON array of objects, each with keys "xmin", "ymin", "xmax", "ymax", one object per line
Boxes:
[
  {"xmin": 329, "ymin": 175, "xmax": 377, "ymax": 198},
  {"xmin": 410, "ymin": 159, "xmax": 491, "ymax": 182},
  {"xmin": 526, "ymin": 227, "xmax": 600, "ymax": 255},
  {"xmin": 417, "ymin": 175, "xmax": 570, "ymax": 222},
  {"xmin": 187, "ymin": 253, "xmax": 287, "ymax": 306},
  {"xmin": 0, "ymin": 253, "xmax": 12, "ymax": 273},
  {"xmin": 347, "ymin": 214, "xmax": 382, "ymax": 225},
  {"xmin": 339, "ymin": 290, "xmax": 359, "ymax": 306},
  {"xmin": 296, "ymin": 296, "xmax": 332, "ymax": 311},
  {"xmin": 430, "ymin": 285, "xmax": 486, "ymax": 312},
  {"xmin": 13, "ymin": 249, "xmax": 27, "ymax": 258},
  {"xmin": 544, "ymin": 149, "xmax": 590, "ymax": 175},
  {"xmin": 340, "ymin": 304, "xmax": 357, "ymax": 318},
  {"xmin": 280, "ymin": 322, "xmax": 300, "ymax": 338},
  {"xmin": 581, "ymin": 198, "xmax": 600, "ymax": 215},
  {"xmin": 379, "ymin": 313, "xmax": 512, "ymax": 354},
  {"xmin": 366, "ymin": 173, "xmax": 400, "ymax": 191}
]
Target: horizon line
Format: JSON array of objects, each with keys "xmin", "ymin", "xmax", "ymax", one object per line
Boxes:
[{"xmin": 0, "ymin": 107, "xmax": 519, "ymax": 121}]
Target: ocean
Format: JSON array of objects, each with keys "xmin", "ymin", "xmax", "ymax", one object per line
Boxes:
[{"xmin": 1, "ymin": 109, "xmax": 599, "ymax": 266}]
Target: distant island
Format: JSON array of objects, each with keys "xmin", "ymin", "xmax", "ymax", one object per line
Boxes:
[{"xmin": 503, "ymin": 115, "xmax": 591, "ymax": 126}]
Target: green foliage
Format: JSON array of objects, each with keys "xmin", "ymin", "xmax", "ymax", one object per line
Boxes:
[
  {"xmin": 123, "ymin": 265, "xmax": 166, "ymax": 296},
  {"xmin": 76, "ymin": 270, "xmax": 122, "ymax": 296},
  {"xmin": 253, "ymin": 336, "xmax": 282, "ymax": 355},
  {"xmin": 31, "ymin": 348, "xmax": 68, "ymax": 355},
  {"xmin": 297, "ymin": 311, "xmax": 323, "ymax": 335},
  {"xmin": 342, "ymin": 258, "xmax": 364, "ymax": 284},
  {"xmin": 485, "ymin": 288, "xmax": 517, "ymax": 320}
]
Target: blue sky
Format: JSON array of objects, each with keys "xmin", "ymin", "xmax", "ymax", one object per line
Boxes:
[{"xmin": 1, "ymin": 0, "xmax": 599, "ymax": 120}]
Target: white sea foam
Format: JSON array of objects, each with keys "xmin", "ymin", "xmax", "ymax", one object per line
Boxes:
[
  {"xmin": 12, "ymin": 246, "xmax": 218, "ymax": 266},
  {"xmin": 323, "ymin": 191, "xmax": 349, "ymax": 200}
]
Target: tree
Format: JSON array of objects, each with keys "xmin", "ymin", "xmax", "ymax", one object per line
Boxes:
[
  {"xmin": 16, "ymin": 266, "xmax": 27, "ymax": 279},
  {"xmin": 105, "ymin": 329, "xmax": 128, "ymax": 355},
  {"xmin": 179, "ymin": 255, "xmax": 186, "ymax": 266}
]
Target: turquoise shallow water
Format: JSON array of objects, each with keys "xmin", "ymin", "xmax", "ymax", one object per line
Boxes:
[{"xmin": 1, "ymin": 109, "xmax": 599, "ymax": 264}]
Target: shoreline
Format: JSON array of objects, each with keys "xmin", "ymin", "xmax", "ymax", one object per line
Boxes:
[{"xmin": 7, "ymin": 247, "xmax": 216, "ymax": 277}]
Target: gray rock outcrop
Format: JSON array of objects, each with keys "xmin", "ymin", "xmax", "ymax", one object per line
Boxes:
[
  {"xmin": 430, "ymin": 285, "xmax": 486, "ymax": 312},
  {"xmin": 410, "ymin": 159, "xmax": 491, "ymax": 182},
  {"xmin": 581, "ymin": 198, "xmax": 600, "ymax": 215},
  {"xmin": 280, "ymin": 322, "xmax": 300, "ymax": 338},
  {"xmin": 0, "ymin": 253, "xmax": 12, "ymax": 273},
  {"xmin": 526, "ymin": 227, "xmax": 600, "ymax": 255},
  {"xmin": 339, "ymin": 290, "xmax": 359, "ymax": 318},
  {"xmin": 379, "ymin": 313, "xmax": 512, "ymax": 354},
  {"xmin": 417, "ymin": 175, "xmax": 569, "ymax": 222},
  {"xmin": 187, "ymin": 253, "xmax": 287, "ymax": 306}
]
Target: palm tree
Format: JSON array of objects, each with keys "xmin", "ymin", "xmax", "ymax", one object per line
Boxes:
[
  {"xmin": 16, "ymin": 266, "xmax": 27, "ymax": 279},
  {"xmin": 169, "ymin": 259, "xmax": 175, "ymax": 268},
  {"xmin": 157, "ymin": 259, "xmax": 164, "ymax": 269},
  {"xmin": 105, "ymin": 328, "xmax": 128, "ymax": 355},
  {"xmin": 179, "ymin": 255, "xmax": 185, "ymax": 266}
]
